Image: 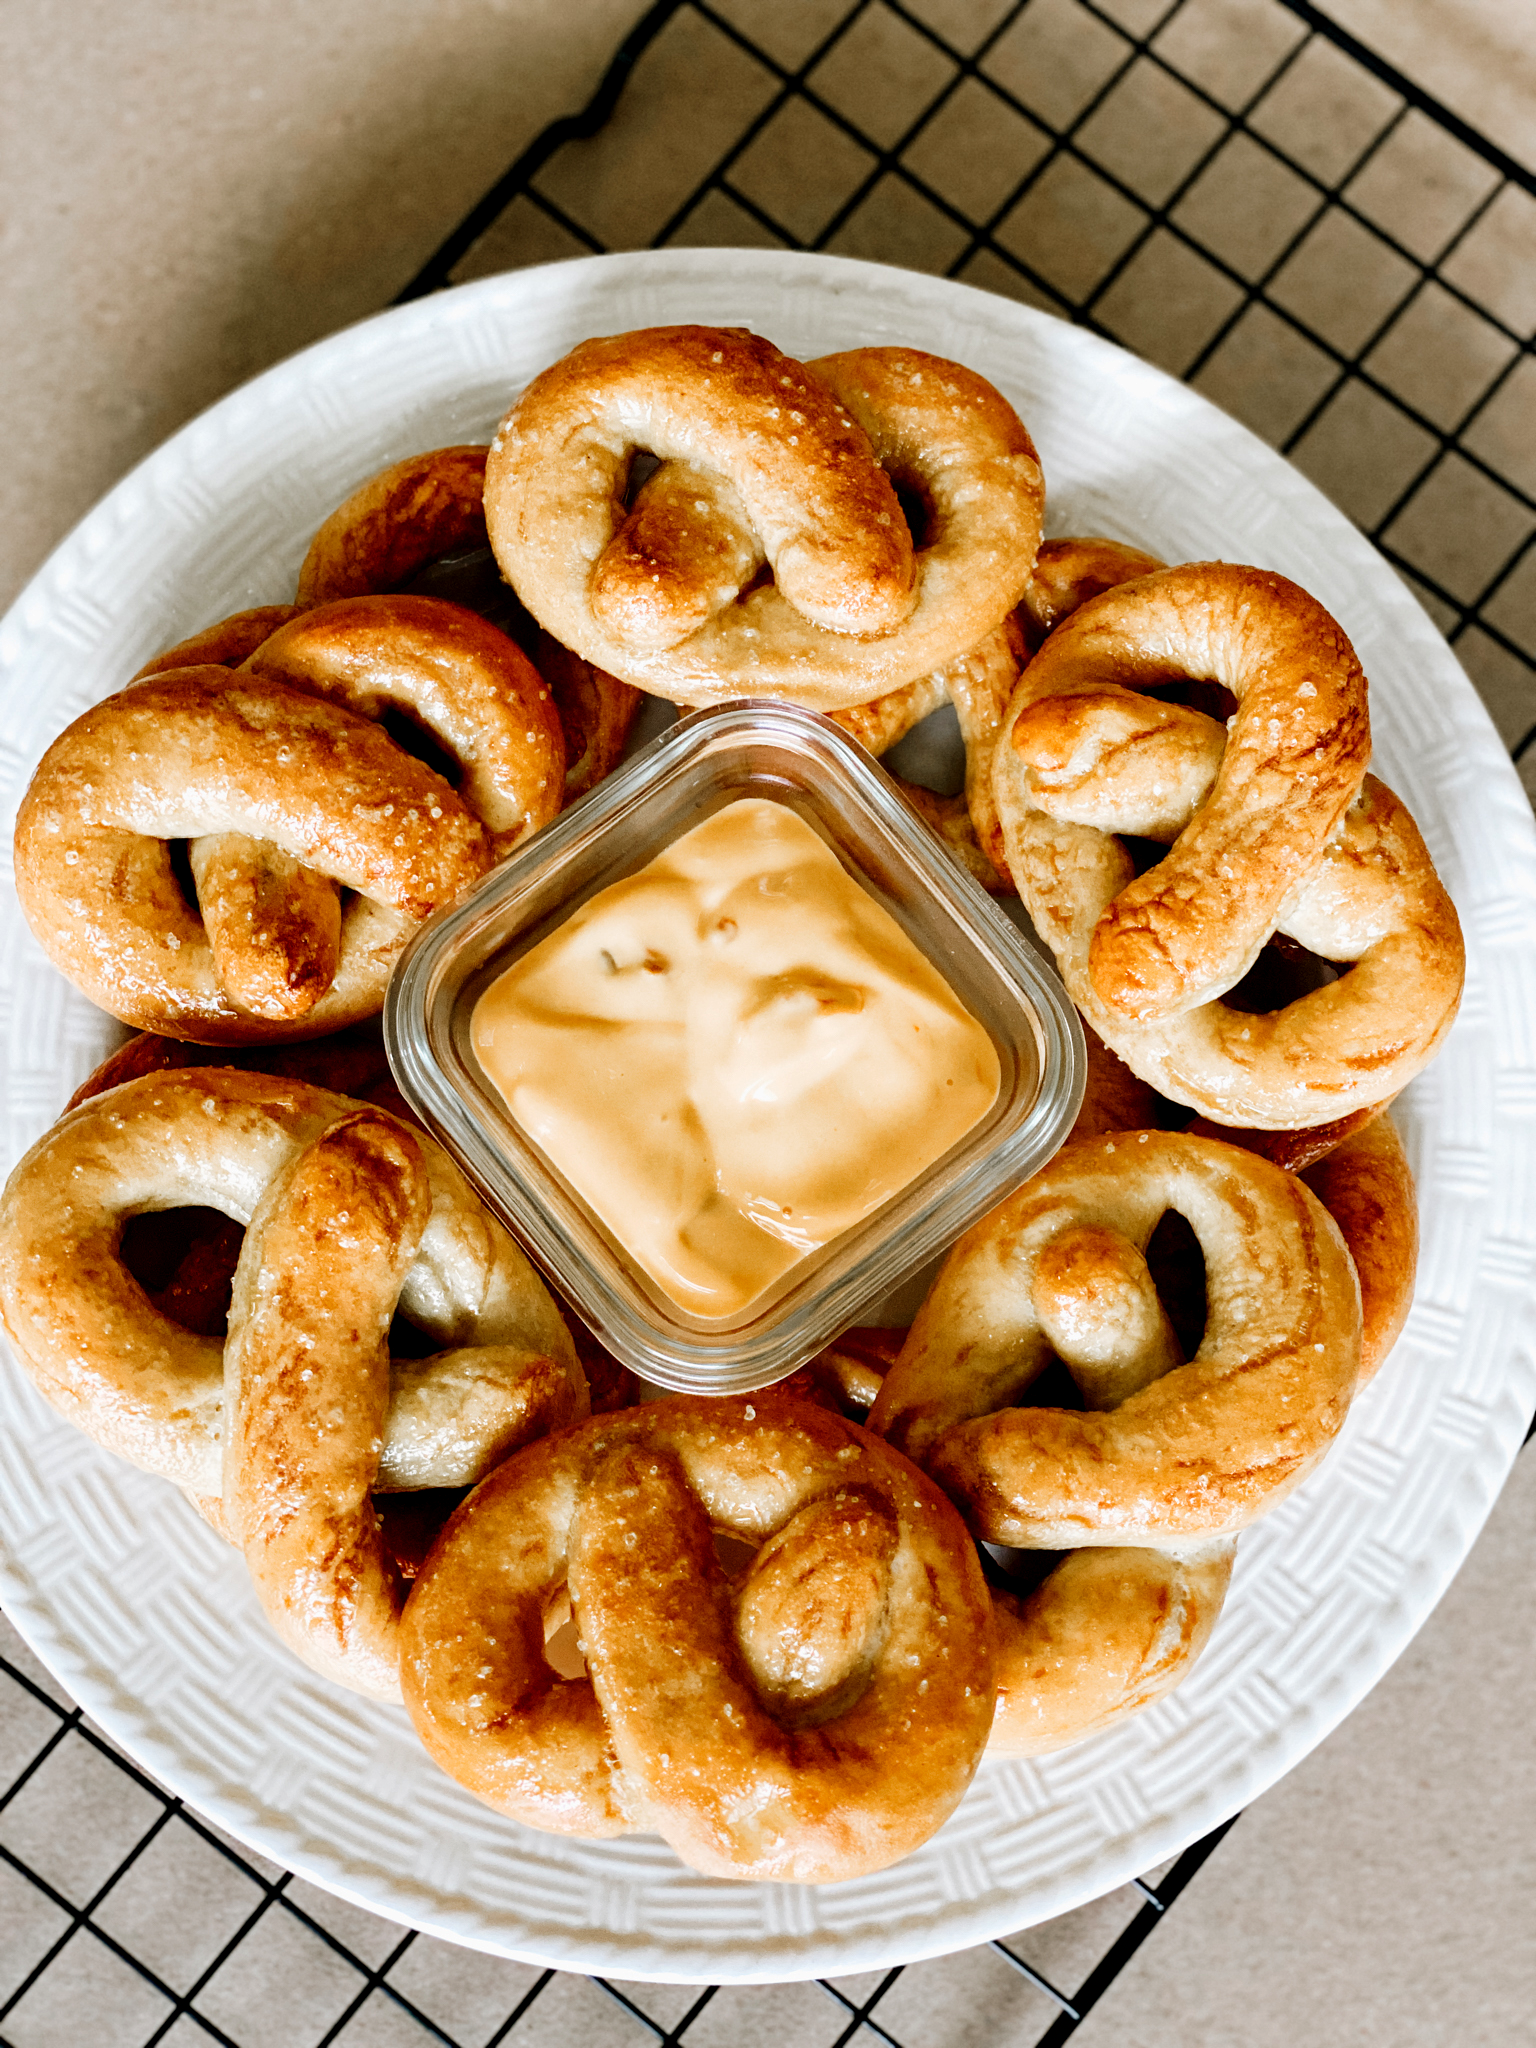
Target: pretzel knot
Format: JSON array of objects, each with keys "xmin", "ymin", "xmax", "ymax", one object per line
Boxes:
[
  {"xmin": 872, "ymin": 1131, "xmax": 1361, "ymax": 1544},
  {"xmin": 0, "ymin": 1071, "xmax": 586, "ymax": 1697},
  {"xmin": 484, "ymin": 325, "xmax": 1044, "ymax": 711},
  {"xmin": 868, "ymin": 1130, "xmax": 1363, "ymax": 1749},
  {"xmin": 400, "ymin": 1395, "xmax": 996, "ymax": 1883},
  {"xmin": 15, "ymin": 593, "xmax": 564, "ymax": 1043},
  {"xmin": 993, "ymin": 561, "xmax": 1464, "ymax": 1127}
]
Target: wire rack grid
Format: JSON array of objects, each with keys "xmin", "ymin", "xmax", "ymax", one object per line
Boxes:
[{"xmin": 3, "ymin": 1, "xmax": 1534, "ymax": 2042}]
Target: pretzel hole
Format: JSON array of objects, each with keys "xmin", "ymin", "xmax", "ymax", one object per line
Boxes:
[
  {"xmin": 1119, "ymin": 833, "xmax": 1174, "ymax": 879},
  {"xmin": 386, "ymin": 1309, "xmax": 441, "ymax": 1360},
  {"xmin": 714, "ymin": 1530, "xmax": 760, "ymax": 1579},
  {"xmin": 884, "ymin": 703, "xmax": 965, "ymax": 797},
  {"xmin": 375, "ymin": 1488, "xmax": 465, "ymax": 1582},
  {"xmin": 1016, "ymin": 1353, "xmax": 1088, "ymax": 1414},
  {"xmin": 622, "ymin": 450, "xmax": 662, "ymax": 504},
  {"xmin": 120, "ymin": 1206, "xmax": 244, "ymax": 1337},
  {"xmin": 374, "ymin": 703, "xmax": 462, "ymax": 789},
  {"xmin": 541, "ymin": 1583, "xmax": 589, "ymax": 1679},
  {"xmin": 166, "ymin": 837, "xmax": 200, "ymax": 916},
  {"xmin": 1143, "ymin": 1209, "xmax": 1207, "ymax": 1360},
  {"xmin": 892, "ymin": 477, "xmax": 933, "ymax": 551},
  {"xmin": 981, "ymin": 1542, "xmax": 1065, "ymax": 1597},
  {"xmin": 403, "ymin": 541, "xmax": 506, "ymax": 613},
  {"xmin": 1135, "ymin": 674, "xmax": 1239, "ymax": 724},
  {"xmin": 1222, "ymin": 934, "xmax": 1343, "ymax": 1016}
]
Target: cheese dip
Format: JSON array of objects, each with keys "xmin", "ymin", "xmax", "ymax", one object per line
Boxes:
[{"xmin": 472, "ymin": 798, "xmax": 999, "ymax": 1317}]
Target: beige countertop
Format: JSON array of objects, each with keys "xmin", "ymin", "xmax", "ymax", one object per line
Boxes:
[{"xmin": 2, "ymin": 3, "xmax": 1533, "ymax": 2042}]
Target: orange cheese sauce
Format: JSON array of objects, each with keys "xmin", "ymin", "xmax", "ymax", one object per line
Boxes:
[{"xmin": 471, "ymin": 798, "xmax": 999, "ymax": 1318}]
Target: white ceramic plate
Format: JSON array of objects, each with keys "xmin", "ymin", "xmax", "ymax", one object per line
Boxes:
[{"xmin": 2, "ymin": 250, "xmax": 1534, "ymax": 1987}]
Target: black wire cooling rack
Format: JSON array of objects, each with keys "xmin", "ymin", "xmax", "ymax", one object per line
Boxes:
[{"xmin": 3, "ymin": 1, "xmax": 1534, "ymax": 2042}]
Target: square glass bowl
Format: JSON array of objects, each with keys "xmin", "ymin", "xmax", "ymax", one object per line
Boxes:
[{"xmin": 385, "ymin": 700, "xmax": 1084, "ymax": 1392}]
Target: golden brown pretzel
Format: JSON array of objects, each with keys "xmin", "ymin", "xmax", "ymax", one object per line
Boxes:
[
  {"xmin": 1018, "ymin": 535, "xmax": 1164, "ymax": 652},
  {"xmin": 870, "ymin": 1130, "xmax": 1360, "ymax": 1548},
  {"xmin": 131, "ymin": 606, "xmax": 304, "ymax": 679},
  {"xmin": 296, "ymin": 444, "xmax": 493, "ymax": 605},
  {"xmin": 17, "ymin": 595, "xmax": 563, "ymax": 1041},
  {"xmin": 987, "ymin": 1541, "xmax": 1234, "ymax": 1756},
  {"xmin": 401, "ymin": 1394, "xmax": 995, "ymax": 1882},
  {"xmin": 291, "ymin": 442, "xmax": 643, "ymax": 799},
  {"xmin": 863, "ymin": 1123, "xmax": 1247, "ymax": 1752},
  {"xmin": 0, "ymin": 1068, "xmax": 584, "ymax": 1515},
  {"xmin": 485, "ymin": 326, "xmax": 1043, "ymax": 710},
  {"xmin": 223, "ymin": 1107, "xmax": 434, "ymax": 1695},
  {"xmin": 15, "ymin": 665, "xmax": 492, "ymax": 1041},
  {"xmin": 782, "ymin": 1310, "xmax": 1231, "ymax": 1756},
  {"xmin": 994, "ymin": 562, "xmax": 1464, "ymax": 1127},
  {"xmin": 830, "ymin": 617, "xmax": 1024, "ymax": 890}
]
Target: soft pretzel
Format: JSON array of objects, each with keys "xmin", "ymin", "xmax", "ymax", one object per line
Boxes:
[
  {"xmin": 296, "ymin": 444, "xmax": 493, "ymax": 606},
  {"xmin": 778, "ymin": 1310, "xmax": 1231, "ymax": 1756},
  {"xmin": 131, "ymin": 606, "xmax": 304, "ymax": 679},
  {"xmin": 222, "ymin": 1107, "xmax": 433, "ymax": 1694},
  {"xmin": 870, "ymin": 1130, "xmax": 1360, "ymax": 1548},
  {"xmin": 830, "ymin": 616, "xmax": 1023, "ymax": 890},
  {"xmin": 987, "ymin": 1539, "xmax": 1234, "ymax": 1756},
  {"xmin": 14, "ymin": 666, "xmax": 487, "ymax": 1040},
  {"xmin": 1298, "ymin": 1113, "xmax": 1416, "ymax": 1384},
  {"xmin": 16, "ymin": 594, "xmax": 563, "ymax": 1041},
  {"xmin": 242, "ymin": 594, "xmax": 563, "ymax": 858},
  {"xmin": 1018, "ymin": 535, "xmax": 1164, "ymax": 652},
  {"xmin": 484, "ymin": 326, "xmax": 1043, "ymax": 711},
  {"xmin": 994, "ymin": 562, "xmax": 1464, "ymax": 1126},
  {"xmin": 296, "ymin": 445, "xmax": 643, "ymax": 800},
  {"xmin": 0, "ymin": 1069, "xmax": 584, "ymax": 1512},
  {"xmin": 859, "ymin": 1123, "xmax": 1247, "ymax": 1752},
  {"xmin": 400, "ymin": 1394, "xmax": 995, "ymax": 1883}
]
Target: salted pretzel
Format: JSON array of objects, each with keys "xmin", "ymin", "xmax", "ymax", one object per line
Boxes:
[
  {"xmin": 829, "ymin": 616, "xmax": 1023, "ymax": 890},
  {"xmin": 296, "ymin": 444, "xmax": 493, "ymax": 604},
  {"xmin": 866, "ymin": 1130, "xmax": 1366, "ymax": 1745},
  {"xmin": 293, "ymin": 444, "xmax": 643, "ymax": 798},
  {"xmin": 16, "ymin": 594, "xmax": 563, "ymax": 1041},
  {"xmin": 401, "ymin": 1393, "xmax": 995, "ymax": 1883},
  {"xmin": 0, "ymin": 1065, "xmax": 584, "ymax": 1526},
  {"xmin": 484, "ymin": 326, "xmax": 1043, "ymax": 711},
  {"xmin": 1018, "ymin": 535, "xmax": 1163, "ymax": 652},
  {"xmin": 993, "ymin": 561, "xmax": 1465, "ymax": 1127},
  {"xmin": 1296, "ymin": 1114, "xmax": 1416, "ymax": 1384},
  {"xmin": 870, "ymin": 1130, "xmax": 1361, "ymax": 1547},
  {"xmin": 775, "ymin": 1309, "xmax": 1232, "ymax": 1756},
  {"xmin": 131, "ymin": 606, "xmax": 305, "ymax": 679}
]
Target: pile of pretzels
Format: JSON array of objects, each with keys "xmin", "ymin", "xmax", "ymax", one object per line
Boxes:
[{"xmin": 1, "ymin": 322, "xmax": 1462, "ymax": 1885}]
